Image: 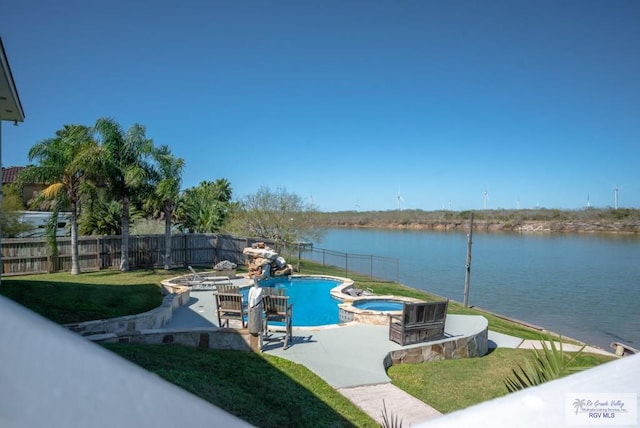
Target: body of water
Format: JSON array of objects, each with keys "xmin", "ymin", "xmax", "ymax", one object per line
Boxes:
[{"xmin": 313, "ymin": 228, "xmax": 640, "ymax": 351}]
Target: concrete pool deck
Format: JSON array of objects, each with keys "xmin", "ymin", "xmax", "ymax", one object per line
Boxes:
[{"xmin": 165, "ymin": 287, "xmax": 502, "ymax": 425}]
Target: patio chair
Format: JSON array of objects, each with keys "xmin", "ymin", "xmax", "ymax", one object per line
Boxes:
[
  {"xmin": 187, "ymin": 266, "xmax": 204, "ymax": 282},
  {"xmin": 215, "ymin": 292, "xmax": 247, "ymax": 328},
  {"xmin": 216, "ymin": 283, "xmax": 241, "ymax": 294},
  {"xmin": 263, "ymin": 294, "xmax": 293, "ymax": 349},
  {"xmin": 388, "ymin": 300, "xmax": 448, "ymax": 346},
  {"xmin": 345, "ymin": 287, "xmax": 375, "ymax": 297},
  {"xmin": 176, "ymin": 265, "xmax": 207, "ymax": 286},
  {"xmin": 186, "ymin": 266, "xmax": 235, "ymax": 290},
  {"xmin": 261, "ymin": 287, "xmax": 287, "ymax": 297}
]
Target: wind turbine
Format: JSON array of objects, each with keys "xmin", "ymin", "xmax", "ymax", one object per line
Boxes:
[
  {"xmin": 614, "ymin": 186, "xmax": 623, "ymax": 209},
  {"xmin": 397, "ymin": 189, "xmax": 404, "ymax": 211},
  {"xmin": 483, "ymin": 190, "xmax": 489, "ymax": 210}
]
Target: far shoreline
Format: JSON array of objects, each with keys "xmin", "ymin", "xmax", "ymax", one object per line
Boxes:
[
  {"xmin": 317, "ymin": 221, "xmax": 640, "ymax": 234},
  {"xmin": 313, "ymin": 208, "xmax": 640, "ymax": 234}
]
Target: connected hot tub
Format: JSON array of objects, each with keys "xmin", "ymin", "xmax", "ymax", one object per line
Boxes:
[
  {"xmin": 351, "ymin": 299, "xmax": 404, "ymax": 312},
  {"xmin": 338, "ymin": 296, "xmax": 424, "ymax": 325}
]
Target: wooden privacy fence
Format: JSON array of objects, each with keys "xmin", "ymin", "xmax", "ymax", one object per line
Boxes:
[{"xmin": 1, "ymin": 234, "xmax": 271, "ymax": 275}]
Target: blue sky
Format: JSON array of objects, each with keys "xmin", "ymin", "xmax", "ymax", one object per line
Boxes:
[{"xmin": 2, "ymin": 0, "xmax": 639, "ymax": 212}]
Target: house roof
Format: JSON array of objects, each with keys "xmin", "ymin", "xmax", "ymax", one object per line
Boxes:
[
  {"xmin": 0, "ymin": 37, "xmax": 25, "ymax": 122},
  {"xmin": 2, "ymin": 166, "xmax": 25, "ymax": 184}
]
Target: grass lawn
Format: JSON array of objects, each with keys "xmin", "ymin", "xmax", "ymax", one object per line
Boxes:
[
  {"xmin": 0, "ymin": 269, "xmax": 173, "ymax": 323},
  {"xmin": 387, "ymin": 348, "xmax": 615, "ymax": 414},
  {"xmin": 103, "ymin": 343, "xmax": 378, "ymax": 427},
  {"xmin": 0, "ymin": 262, "xmax": 618, "ymax": 425}
]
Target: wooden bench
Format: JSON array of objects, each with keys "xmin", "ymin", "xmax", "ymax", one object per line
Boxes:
[{"xmin": 388, "ymin": 300, "xmax": 448, "ymax": 346}]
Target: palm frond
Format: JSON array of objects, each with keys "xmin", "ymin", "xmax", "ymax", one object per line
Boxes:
[
  {"xmin": 380, "ymin": 400, "xmax": 403, "ymax": 428},
  {"xmin": 504, "ymin": 334, "xmax": 587, "ymax": 392},
  {"xmin": 41, "ymin": 183, "xmax": 65, "ymax": 200}
]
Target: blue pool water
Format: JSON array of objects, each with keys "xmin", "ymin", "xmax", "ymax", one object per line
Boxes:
[
  {"xmin": 245, "ymin": 276, "xmax": 343, "ymax": 326},
  {"xmin": 352, "ymin": 299, "xmax": 404, "ymax": 312}
]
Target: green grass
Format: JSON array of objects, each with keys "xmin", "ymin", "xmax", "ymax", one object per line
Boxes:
[
  {"xmin": 387, "ymin": 348, "xmax": 616, "ymax": 414},
  {"xmin": 0, "ymin": 268, "xmax": 178, "ymax": 323},
  {"xmin": 103, "ymin": 343, "xmax": 377, "ymax": 427}
]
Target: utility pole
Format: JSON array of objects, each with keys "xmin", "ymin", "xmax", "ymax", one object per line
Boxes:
[{"xmin": 464, "ymin": 212, "xmax": 474, "ymax": 307}]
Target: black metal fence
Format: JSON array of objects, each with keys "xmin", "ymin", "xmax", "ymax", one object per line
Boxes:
[{"xmin": 279, "ymin": 241, "xmax": 399, "ymax": 283}]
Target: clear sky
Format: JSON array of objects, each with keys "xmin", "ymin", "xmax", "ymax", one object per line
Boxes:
[{"xmin": 2, "ymin": 0, "xmax": 639, "ymax": 212}]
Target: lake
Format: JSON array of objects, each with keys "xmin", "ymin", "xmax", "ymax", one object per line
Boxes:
[{"xmin": 312, "ymin": 228, "xmax": 640, "ymax": 351}]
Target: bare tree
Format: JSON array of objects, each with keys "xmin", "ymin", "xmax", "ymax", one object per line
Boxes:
[{"xmin": 227, "ymin": 186, "xmax": 322, "ymax": 246}]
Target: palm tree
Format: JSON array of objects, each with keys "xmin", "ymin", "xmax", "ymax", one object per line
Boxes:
[
  {"xmin": 80, "ymin": 199, "xmax": 144, "ymax": 236},
  {"xmin": 175, "ymin": 179, "xmax": 232, "ymax": 233},
  {"xmin": 94, "ymin": 117, "xmax": 154, "ymax": 271},
  {"xmin": 150, "ymin": 145, "xmax": 184, "ymax": 270},
  {"xmin": 19, "ymin": 125, "xmax": 98, "ymax": 274}
]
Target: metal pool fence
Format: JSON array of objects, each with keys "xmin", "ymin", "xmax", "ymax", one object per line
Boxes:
[{"xmin": 279, "ymin": 242, "xmax": 399, "ymax": 283}]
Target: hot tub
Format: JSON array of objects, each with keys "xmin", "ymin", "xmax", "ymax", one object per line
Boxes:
[
  {"xmin": 338, "ymin": 296, "xmax": 424, "ymax": 325},
  {"xmin": 352, "ymin": 299, "xmax": 404, "ymax": 312}
]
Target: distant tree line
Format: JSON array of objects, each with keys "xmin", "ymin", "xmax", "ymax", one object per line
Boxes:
[{"xmin": 312, "ymin": 208, "xmax": 640, "ymax": 233}]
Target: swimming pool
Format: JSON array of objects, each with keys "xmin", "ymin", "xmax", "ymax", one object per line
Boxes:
[{"xmin": 251, "ymin": 276, "xmax": 344, "ymax": 326}]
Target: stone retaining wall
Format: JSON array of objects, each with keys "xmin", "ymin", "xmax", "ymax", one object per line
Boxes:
[
  {"xmin": 65, "ymin": 282, "xmax": 191, "ymax": 336},
  {"xmin": 68, "ymin": 276, "xmax": 255, "ymax": 352},
  {"xmin": 91, "ymin": 327, "xmax": 252, "ymax": 351},
  {"xmin": 384, "ymin": 325, "xmax": 488, "ymax": 368}
]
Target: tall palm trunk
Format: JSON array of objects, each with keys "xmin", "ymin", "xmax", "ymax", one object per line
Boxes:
[
  {"xmin": 70, "ymin": 200, "xmax": 81, "ymax": 275},
  {"xmin": 120, "ymin": 194, "xmax": 130, "ymax": 271},
  {"xmin": 164, "ymin": 203, "xmax": 172, "ymax": 270}
]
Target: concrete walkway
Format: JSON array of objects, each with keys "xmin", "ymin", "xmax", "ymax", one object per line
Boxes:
[
  {"xmin": 518, "ymin": 339, "xmax": 614, "ymax": 356},
  {"xmin": 263, "ymin": 323, "xmax": 442, "ymax": 425},
  {"xmin": 263, "ymin": 324, "xmax": 545, "ymax": 425},
  {"xmin": 339, "ymin": 383, "xmax": 441, "ymax": 426}
]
